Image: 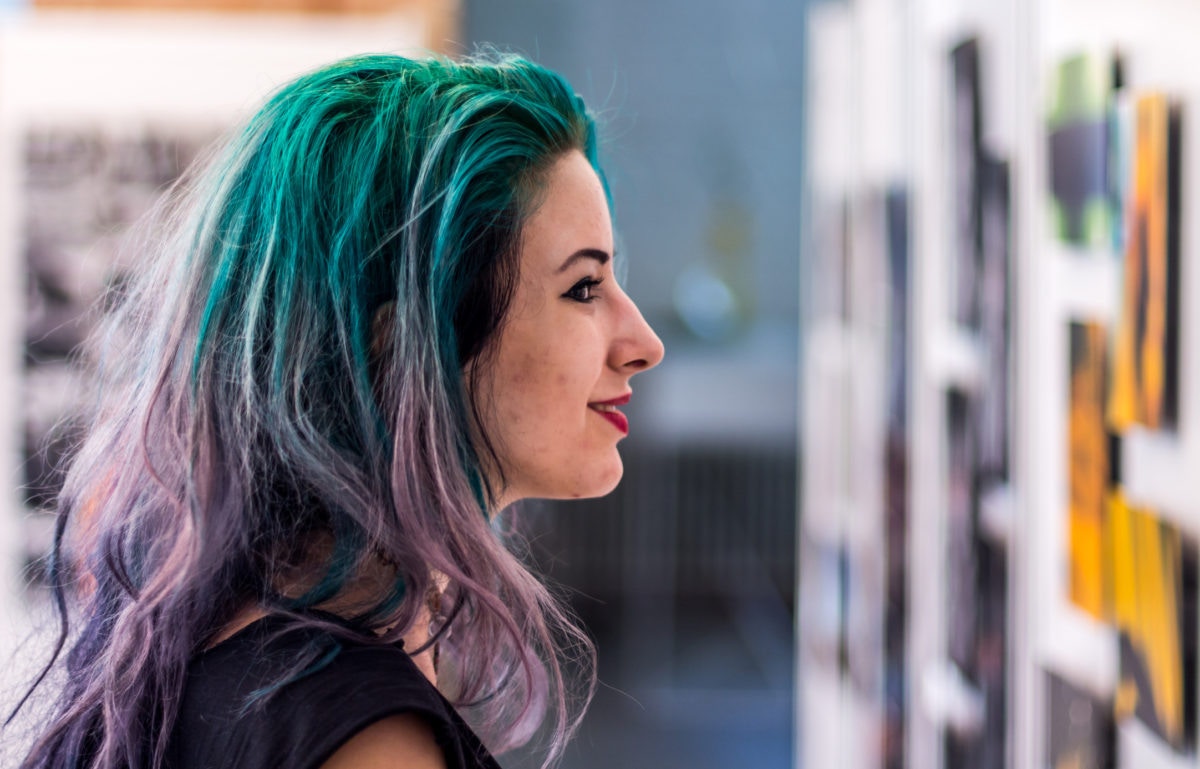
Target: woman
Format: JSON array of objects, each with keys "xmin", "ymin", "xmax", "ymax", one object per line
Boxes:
[{"xmin": 11, "ymin": 52, "xmax": 663, "ymax": 769}]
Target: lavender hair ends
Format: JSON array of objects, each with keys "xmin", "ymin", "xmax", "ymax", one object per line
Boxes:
[{"xmin": 15, "ymin": 52, "xmax": 604, "ymax": 769}]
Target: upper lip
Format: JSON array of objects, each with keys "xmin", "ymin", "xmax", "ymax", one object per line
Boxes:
[{"xmin": 589, "ymin": 393, "xmax": 631, "ymax": 407}]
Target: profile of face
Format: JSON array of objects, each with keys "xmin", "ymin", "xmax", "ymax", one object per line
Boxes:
[{"xmin": 472, "ymin": 150, "xmax": 664, "ymax": 508}]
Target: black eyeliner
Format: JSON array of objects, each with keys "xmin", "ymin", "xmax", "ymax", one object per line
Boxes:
[{"xmin": 563, "ymin": 276, "xmax": 603, "ymax": 302}]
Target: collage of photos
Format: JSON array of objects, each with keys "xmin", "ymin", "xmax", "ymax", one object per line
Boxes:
[
  {"xmin": 1052, "ymin": 49, "xmax": 1198, "ymax": 765},
  {"xmin": 802, "ymin": 4, "xmax": 1200, "ymax": 769}
]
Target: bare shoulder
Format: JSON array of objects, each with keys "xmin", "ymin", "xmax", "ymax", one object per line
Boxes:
[{"xmin": 320, "ymin": 713, "xmax": 448, "ymax": 769}]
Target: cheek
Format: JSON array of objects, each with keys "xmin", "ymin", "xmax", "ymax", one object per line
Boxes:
[
  {"xmin": 481, "ymin": 319, "xmax": 606, "ymax": 442},
  {"xmin": 507, "ymin": 368, "xmax": 601, "ymax": 465},
  {"xmin": 502, "ymin": 338, "xmax": 589, "ymax": 397},
  {"xmin": 476, "ymin": 330, "xmax": 624, "ymax": 500},
  {"xmin": 484, "ymin": 355, "xmax": 565, "ymax": 445}
]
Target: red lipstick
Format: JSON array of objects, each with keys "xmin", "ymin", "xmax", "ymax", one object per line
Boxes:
[{"xmin": 589, "ymin": 393, "xmax": 631, "ymax": 435}]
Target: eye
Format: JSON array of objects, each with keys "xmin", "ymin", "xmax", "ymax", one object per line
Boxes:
[{"xmin": 563, "ymin": 276, "xmax": 603, "ymax": 303}]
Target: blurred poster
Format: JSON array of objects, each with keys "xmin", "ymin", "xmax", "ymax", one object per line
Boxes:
[
  {"xmin": 1046, "ymin": 51, "xmax": 1122, "ymax": 249},
  {"xmin": 22, "ymin": 129, "xmax": 214, "ymax": 516},
  {"xmin": 945, "ymin": 523, "xmax": 1008, "ymax": 769},
  {"xmin": 882, "ymin": 187, "xmax": 909, "ymax": 769},
  {"xmin": 1108, "ymin": 93, "xmax": 1181, "ymax": 432},
  {"xmin": 1045, "ymin": 672, "xmax": 1114, "ymax": 769},
  {"xmin": 976, "ymin": 156, "xmax": 1010, "ymax": 485},
  {"xmin": 884, "ymin": 190, "xmax": 909, "ymax": 443},
  {"xmin": 970, "ymin": 525, "xmax": 1008, "ymax": 769},
  {"xmin": 1110, "ymin": 496, "xmax": 1197, "ymax": 751},
  {"xmin": 945, "ymin": 389, "xmax": 978, "ymax": 674},
  {"xmin": 946, "ymin": 202, "xmax": 1011, "ymax": 769},
  {"xmin": 1067, "ymin": 321, "xmax": 1110, "ymax": 620},
  {"xmin": 950, "ymin": 38, "xmax": 982, "ymax": 329},
  {"xmin": 1109, "ymin": 91, "xmax": 1135, "ymax": 253}
]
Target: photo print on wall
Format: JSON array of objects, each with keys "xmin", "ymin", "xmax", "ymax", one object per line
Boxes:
[
  {"xmin": 21, "ymin": 127, "xmax": 217, "ymax": 578},
  {"xmin": 1108, "ymin": 93, "xmax": 1182, "ymax": 432},
  {"xmin": 950, "ymin": 37, "xmax": 983, "ymax": 329},
  {"xmin": 1046, "ymin": 51, "xmax": 1123, "ymax": 251}
]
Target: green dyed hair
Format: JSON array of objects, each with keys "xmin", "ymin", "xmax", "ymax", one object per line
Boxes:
[{"xmin": 16, "ymin": 52, "xmax": 604, "ymax": 769}]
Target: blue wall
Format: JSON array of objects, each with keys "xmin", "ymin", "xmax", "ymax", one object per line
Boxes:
[{"xmin": 464, "ymin": 0, "xmax": 806, "ymax": 338}]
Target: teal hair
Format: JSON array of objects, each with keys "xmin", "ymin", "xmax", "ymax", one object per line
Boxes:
[{"xmin": 16, "ymin": 53, "xmax": 603, "ymax": 769}]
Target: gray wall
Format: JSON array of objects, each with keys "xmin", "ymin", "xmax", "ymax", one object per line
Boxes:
[{"xmin": 463, "ymin": 0, "xmax": 806, "ymax": 337}]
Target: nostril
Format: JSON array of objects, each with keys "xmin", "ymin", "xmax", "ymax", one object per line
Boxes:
[{"xmin": 625, "ymin": 357, "xmax": 649, "ymax": 370}]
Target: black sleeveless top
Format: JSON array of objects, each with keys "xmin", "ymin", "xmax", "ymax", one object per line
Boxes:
[{"xmin": 164, "ymin": 615, "xmax": 501, "ymax": 769}]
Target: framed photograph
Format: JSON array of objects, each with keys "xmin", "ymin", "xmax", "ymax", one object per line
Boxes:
[
  {"xmin": 969, "ymin": 156, "xmax": 1012, "ymax": 769},
  {"xmin": 882, "ymin": 186, "xmax": 909, "ymax": 769},
  {"xmin": 949, "ymin": 37, "xmax": 982, "ymax": 329},
  {"xmin": 1045, "ymin": 670, "xmax": 1115, "ymax": 769},
  {"xmin": 1110, "ymin": 504, "xmax": 1197, "ymax": 752},
  {"xmin": 976, "ymin": 156, "xmax": 1010, "ymax": 485},
  {"xmin": 21, "ymin": 130, "xmax": 216, "ymax": 518},
  {"xmin": 1067, "ymin": 320, "xmax": 1110, "ymax": 620},
  {"xmin": 945, "ymin": 377, "xmax": 1009, "ymax": 769},
  {"xmin": 1108, "ymin": 92, "xmax": 1181, "ymax": 432},
  {"xmin": 945, "ymin": 387, "xmax": 978, "ymax": 675},
  {"xmin": 0, "ymin": 12, "xmax": 427, "ymax": 587},
  {"xmin": 1046, "ymin": 51, "xmax": 1121, "ymax": 250}
]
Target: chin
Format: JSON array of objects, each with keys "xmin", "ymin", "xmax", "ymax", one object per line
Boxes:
[
  {"xmin": 562, "ymin": 457, "xmax": 625, "ymax": 500},
  {"xmin": 584, "ymin": 458, "xmax": 625, "ymax": 498}
]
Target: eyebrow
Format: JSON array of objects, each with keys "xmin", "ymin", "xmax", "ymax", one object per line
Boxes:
[{"xmin": 556, "ymin": 248, "xmax": 611, "ymax": 273}]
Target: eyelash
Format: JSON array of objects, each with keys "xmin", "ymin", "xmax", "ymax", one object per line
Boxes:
[{"xmin": 564, "ymin": 276, "xmax": 603, "ymax": 303}]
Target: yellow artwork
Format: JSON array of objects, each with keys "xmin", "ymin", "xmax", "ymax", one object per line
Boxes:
[
  {"xmin": 1068, "ymin": 321, "xmax": 1109, "ymax": 619},
  {"xmin": 1109, "ymin": 93, "xmax": 1173, "ymax": 431},
  {"xmin": 1110, "ymin": 493, "xmax": 1186, "ymax": 747}
]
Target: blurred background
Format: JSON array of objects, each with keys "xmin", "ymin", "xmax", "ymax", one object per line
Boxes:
[{"xmin": 4, "ymin": 1, "xmax": 1200, "ymax": 769}]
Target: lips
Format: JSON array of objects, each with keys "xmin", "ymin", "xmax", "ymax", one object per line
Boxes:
[{"xmin": 588, "ymin": 393, "xmax": 631, "ymax": 435}]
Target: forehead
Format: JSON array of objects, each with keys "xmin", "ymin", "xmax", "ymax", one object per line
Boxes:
[{"xmin": 520, "ymin": 151, "xmax": 613, "ymax": 271}]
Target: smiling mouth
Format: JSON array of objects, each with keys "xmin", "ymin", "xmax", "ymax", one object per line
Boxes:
[{"xmin": 589, "ymin": 395, "xmax": 631, "ymax": 436}]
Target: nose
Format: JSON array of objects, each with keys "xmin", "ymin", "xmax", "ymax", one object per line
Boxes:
[{"xmin": 612, "ymin": 290, "xmax": 665, "ymax": 373}]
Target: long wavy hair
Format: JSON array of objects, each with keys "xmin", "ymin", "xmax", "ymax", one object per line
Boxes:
[{"xmin": 11, "ymin": 52, "xmax": 603, "ymax": 768}]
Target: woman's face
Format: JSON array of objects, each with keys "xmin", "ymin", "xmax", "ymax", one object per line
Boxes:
[{"xmin": 472, "ymin": 150, "xmax": 664, "ymax": 508}]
